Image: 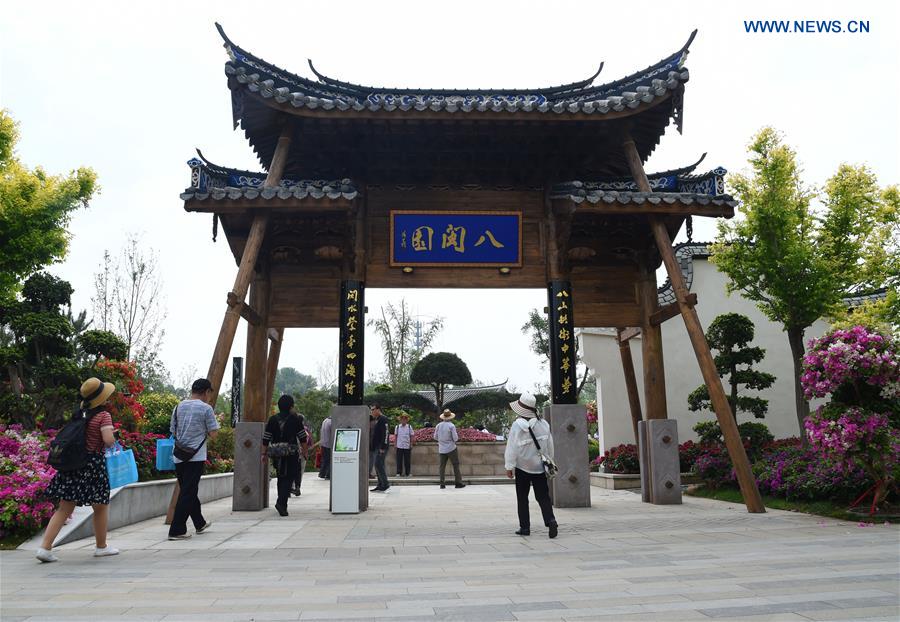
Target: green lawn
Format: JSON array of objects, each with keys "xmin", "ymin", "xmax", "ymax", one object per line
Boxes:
[{"xmin": 685, "ymin": 486, "xmax": 896, "ymax": 522}]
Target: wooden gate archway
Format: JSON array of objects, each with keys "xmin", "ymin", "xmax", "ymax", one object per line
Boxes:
[{"xmin": 180, "ymin": 24, "xmax": 764, "ymax": 513}]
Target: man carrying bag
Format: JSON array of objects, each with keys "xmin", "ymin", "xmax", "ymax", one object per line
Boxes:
[{"xmin": 168, "ymin": 378, "xmax": 219, "ymax": 540}]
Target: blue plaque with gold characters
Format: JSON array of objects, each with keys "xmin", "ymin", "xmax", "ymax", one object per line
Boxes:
[{"xmin": 390, "ymin": 211, "xmax": 522, "ymax": 267}]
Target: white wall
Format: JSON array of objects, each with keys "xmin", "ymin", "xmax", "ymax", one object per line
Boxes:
[{"xmin": 580, "ymin": 259, "xmax": 829, "ymax": 451}]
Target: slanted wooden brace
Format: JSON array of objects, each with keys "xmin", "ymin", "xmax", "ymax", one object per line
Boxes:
[{"xmin": 622, "ymin": 137, "xmax": 765, "ymax": 513}]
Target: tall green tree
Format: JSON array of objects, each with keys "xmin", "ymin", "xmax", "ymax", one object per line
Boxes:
[
  {"xmin": 410, "ymin": 352, "xmax": 472, "ymax": 413},
  {"xmin": 521, "ymin": 308, "xmax": 593, "ymax": 399},
  {"xmin": 0, "ymin": 110, "xmax": 97, "ymax": 304},
  {"xmin": 275, "ymin": 367, "xmax": 317, "ymax": 397},
  {"xmin": 712, "ymin": 127, "xmax": 896, "ymax": 433},
  {"xmin": 687, "ymin": 313, "xmax": 775, "ymax": 421},
  {"xmin": 369, "ymin": 299, "xmax": 443, "ymax": 391}
]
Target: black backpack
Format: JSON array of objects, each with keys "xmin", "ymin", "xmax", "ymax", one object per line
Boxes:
[{"xmin": 47, "ymin": 410, "xmax": 98, "ymax": 472}]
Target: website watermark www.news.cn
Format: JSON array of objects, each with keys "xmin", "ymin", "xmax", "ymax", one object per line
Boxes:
[{"xmin": 744, "ymin": 20, "xmax": 870, "ymax": 34}]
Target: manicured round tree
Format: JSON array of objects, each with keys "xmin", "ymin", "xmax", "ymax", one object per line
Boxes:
[
  {"xmin": 688, "ymin": 313, "xmax": 775, "ymax": 421},
  {"xmin": 410, "ymin": 352, "xmax": 472, "ymax": 413}
]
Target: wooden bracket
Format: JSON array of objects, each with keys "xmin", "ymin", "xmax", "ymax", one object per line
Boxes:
[
  {"xmin": 267, "ymin": 328, "xmax": 281, "ymax": 342},
  {"xmin": 227, "ymin": 292, "xmax": 262, "ymax": 326},
  {"xmin": 650, "ymin": 293, "xmax": 697, "ymax": 326},
  {"xmin": 616, "ymin": 327, "xmax": 641, "ymax": 343}
]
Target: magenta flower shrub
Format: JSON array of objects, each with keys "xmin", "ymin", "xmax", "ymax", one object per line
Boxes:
[
  {"xmin": 0, "ymin": 424, "xmax": 57, "ymax": 537},
  {"xmin": 799, "ymin": 325, "xmax": 899, "ymax": 507},
  {"xmin": 752, "ymin": 438, "xmax": 873, "ymax": 501},
  {"xmin": 801, "ymin": 325, "xmax": 900, "ymax": 406}
]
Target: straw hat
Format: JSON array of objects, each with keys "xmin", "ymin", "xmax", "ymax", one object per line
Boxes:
[
  {"xmin": 439, "ymin": 409, "xmax": 456, "ymax": 421},
  {"xmin": 398, "ymin": 411, "xmax": 410, "ymax": 421},
  {"xmin": 79, "ymin": 377, "xmax": 115, "ymax": 410},
  {"xmin": 510, "ymin": 393, "xmax": 538, "ymax": 418}
]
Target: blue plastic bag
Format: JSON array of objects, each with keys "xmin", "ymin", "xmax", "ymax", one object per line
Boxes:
[
  {"xmin": 105, "ymin": 442, "xmax": 139, "ymax": 489},
  {"xmin": 156, "ymin": 437, "xmax": 175, "ymax": 471}
]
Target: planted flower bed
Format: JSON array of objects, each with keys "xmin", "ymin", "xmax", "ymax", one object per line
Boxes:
[{"xmin": 0, "ymin": 422, "xmax": 234, "ymax": 542}]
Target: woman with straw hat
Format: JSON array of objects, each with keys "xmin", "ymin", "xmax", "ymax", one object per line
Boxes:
[
  {"xmin": 504, "ymin": 393, "xmax": 558, "ymax": 538},
  {"xmin": 37, "ymin": 377, "xmax": 120, "ymax": 562}
]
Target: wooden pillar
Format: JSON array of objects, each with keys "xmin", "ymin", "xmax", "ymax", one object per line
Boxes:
[
  {"xmin": 616, "ymin": 328, "xmax": 643, "ymax": 444},
  {"xmin": 623, "ymin": 137, "xmax": 765, "ymax": 513},
  {"xmin": 636, "ymin": 266, "xmax": 667, "ymax": 420},
  {"xmin": 204, "ymin": 122, "xmax": 293, "ymax": 405},
  {"xmin": 338, "ymin": 281, "xmax": 365, "ymax": 405},
  {"xmin": 265, "ymin": 329, "xmax": 284, "ymax": 411},
  {"xmin": 205, "ymin": 214, "xmax": 269, "ymax": 404},
  {"xmin": 243, "ymin": 274, "xmax": 270, "ymax": 422}
]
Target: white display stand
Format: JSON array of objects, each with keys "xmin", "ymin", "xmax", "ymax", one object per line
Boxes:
[{"xmin": 331, "ymin": 428, "xmax": 361, "ymax": 514}]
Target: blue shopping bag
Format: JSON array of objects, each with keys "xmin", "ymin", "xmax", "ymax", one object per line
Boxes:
[
  {"xmin": 105, "ymin": 442, "xmax": 139, "ymax": 489},
  {"xmin": 156, "ymin": 436, "xmax": 175, "ymax": 471}
]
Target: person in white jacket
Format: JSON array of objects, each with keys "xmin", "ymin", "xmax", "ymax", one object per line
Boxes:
[{"xmin": 504, "ymin": 393, "xmax": 558, "ymax": 538}]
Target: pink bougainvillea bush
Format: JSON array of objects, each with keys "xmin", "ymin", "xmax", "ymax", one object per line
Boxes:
[
  {"xmin": 800, "ymin": 325, "xmax": 900, "ymax": 507},
  {"xmin": 803, "ymin": 406, "xmax": 899, "ymax": 505},
  {"xmin": 0, "ymin": 424, "xmax": 57, "ymax": 537},
  {"xmin": 801, "ymin": 325, "xmax": 900, "ymax": 406}
]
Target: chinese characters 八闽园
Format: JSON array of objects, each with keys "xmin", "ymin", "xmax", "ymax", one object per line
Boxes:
[{"xmin": 391, "ymin": 211, "xmax": 521, "ymax": 266}]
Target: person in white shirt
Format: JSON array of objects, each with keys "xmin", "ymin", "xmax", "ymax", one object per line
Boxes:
[
  {"xmin": 504, "ymin": 393, "xmax": 558, "ymax": 538},
  {"xmin": 433, "ymin": 409, "xmax": 466, "ymax": 489},
  {"xmin": 394, "ymin": 412, "xmax": 415, "ymax": 477}
]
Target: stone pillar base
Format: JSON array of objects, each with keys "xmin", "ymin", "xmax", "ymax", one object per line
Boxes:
[
  {"xmin": 638, "ymin": 419, "xmax": 682, "ymax": 505},
  {"xmin": 330, "ymin": 405, "xmax": 371, "ymax": 512},
  {"xmin": 546, "ymin": 404, "xmax": 591, "ymax": 508},
  {"xmin": 232, "ymin": 422, "xmax": 269, "ymax": 511}
]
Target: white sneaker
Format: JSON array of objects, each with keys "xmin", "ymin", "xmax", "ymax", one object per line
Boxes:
[
  {"xmin": 94, "ymin": 546, "xmax": 120, "ymax": 557},
  {"xmin": 36, "ymin": 548, "xmax": 58, "ymax": 563}
]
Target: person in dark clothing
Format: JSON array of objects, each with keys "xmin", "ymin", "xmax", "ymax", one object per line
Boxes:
[
  {"xmin": 370, "ymin": 405, "xmax": 390, "ymax": 492},
  {"xmin": 262, "ymin": 395, "xmax": 308, "ymax": 516}
]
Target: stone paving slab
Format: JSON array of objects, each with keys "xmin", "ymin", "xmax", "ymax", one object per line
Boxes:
[{"xmin": 1, "ymin": 479, "xmax": 898, "ymax": 621}]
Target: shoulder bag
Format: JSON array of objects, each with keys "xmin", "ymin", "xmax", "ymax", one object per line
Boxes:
[
  {"xmin": 268, "ymin": 415, "xmax": 299, "ymax": 459},
  {"xmin": 527, "ymin": 421, "xmax": 559, "ymax": 480}
]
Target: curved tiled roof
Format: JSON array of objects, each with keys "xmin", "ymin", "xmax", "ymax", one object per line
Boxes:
[
  {"xmin": 552, "ymin": 164, "xmax": 726, "ymax": 196},
  {"xmin": 218, "ymin": 23, "xmax": 694, "ymax": 118},
  {"xmin": 182, "ymin": 154, "xmax": 358, "ymax": 201},
  {"xmin": 417, "ymin": 381, "xmax": 508, "ymax": 409}
]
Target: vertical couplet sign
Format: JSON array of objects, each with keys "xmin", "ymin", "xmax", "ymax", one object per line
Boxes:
[
  {"xmin": 231, "ymin": 356, "xmax": 243, "ymax": 427},
  {"xmin": 339, "ymin": 281, "xmax": 365, "ymax": 405},
  {"xmin": 548, "ymin": 281, "xmax": 578, "ymax": 404}
]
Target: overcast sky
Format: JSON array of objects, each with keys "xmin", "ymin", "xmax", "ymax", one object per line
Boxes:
[{"xmin": 1, "ymin": 1, "xmax": 897, "ymax": 395}]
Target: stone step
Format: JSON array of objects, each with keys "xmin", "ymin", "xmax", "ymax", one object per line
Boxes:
[{"xmin": 368, "ymin": 476, "xmax": 513, "ymax": 486}]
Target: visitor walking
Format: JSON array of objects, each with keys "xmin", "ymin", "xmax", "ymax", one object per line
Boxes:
[
  {"xmin": 168, "ymin": 378, "xmax": 220, "ymax": 539},
  {"xmin": 370, "ymin": 405, "xmax": 391, "ymax": 492},
  {"xmin": 434, "ymin": 409, "xmax": 465, "ymax": 489},
  {"xmin": 394, "ymin": 412, "xmax": 415, "ymax": 476},
  {"xmin": 505, "ymin": 393, "xmax": 558, "ymax": 538},
  {"xmin": 37, "ymin": 378, "xmax": 120, "ymax": 562},
  {"xmin": 262, "ymin": 395, "xmax": 307, "ymax": 516},
  {"xmin": 319, "ymin": 415, "xmax": 333, "ymax": 479},
  {"xmin": 292, "ymin": 415, "xmax": 312, "ymax": 496},
  {"xmin": 368, "ymin": 410, "xmax": 378, "ymax": 478}
]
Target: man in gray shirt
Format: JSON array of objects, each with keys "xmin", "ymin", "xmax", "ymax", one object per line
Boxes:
[
  {"xmin": 168, "ymin": 378, "xmax": 220, "ymax": 540},
  {"xmin": 433, "ymin": 409, "xmax": 465, "ymax": 489}
]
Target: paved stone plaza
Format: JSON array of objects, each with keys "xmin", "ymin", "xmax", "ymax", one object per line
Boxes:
[{"xmin": 1, "ymin": 479, "xmax": 898, "ymax": 621}]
